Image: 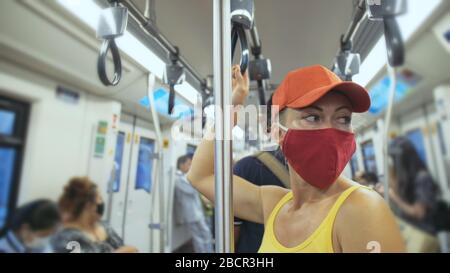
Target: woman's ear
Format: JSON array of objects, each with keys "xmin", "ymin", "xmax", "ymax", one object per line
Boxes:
[
  {"xmin": 271, "ymin": 122, "xmax": 286, "ymax": 146},
  {"xmin": 87, "ymin": 201, "xmax": 97, "ymax": 213}
]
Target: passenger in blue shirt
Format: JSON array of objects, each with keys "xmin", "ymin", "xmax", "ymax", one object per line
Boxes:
[
  {"xmin": 233, "ymin": 95, "xmax": 290, "ymax": 253},
  {"xmin": 233, "ymin": 149, "xmax": 288, "ymax": 253},
  {"xmin": 0, "ymin": 200, "xmax": 61, "ymax": 253}
]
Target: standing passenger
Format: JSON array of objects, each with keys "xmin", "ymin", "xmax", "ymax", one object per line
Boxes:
[
  {"xmin": 174, "ymin": 155, "xmax": 213, "ymax": 253},
  {"xmin": 188, "ymin": 65, "xmax": 405, "ymax": 253}
]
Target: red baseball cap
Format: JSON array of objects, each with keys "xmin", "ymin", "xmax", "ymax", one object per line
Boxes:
[{"xmin": 272, "ymin": 65, "xmax": 371, "ymax": 114}]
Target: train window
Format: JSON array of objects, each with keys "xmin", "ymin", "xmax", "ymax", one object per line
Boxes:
[
  {"xmin": 350, "ymin": 155, "xmax": 359, "ymax": 179},
  {"xmin": 135, "ymin": 137, "xmax": 155, "ymax": 193},
  {"xmin": 406, "ymin": 128, "xmax": 428, "ymax": 166},
  {"xmin": 0, "ymin": 148, "xmax": 16, "ymax": 228},
  {"xmin": 187, "ymin": 144, "xmax": 197, "ymax": 155},
  {"xmin": 361, "ymin": 141, "xmax": 378, "ymax": 174},
  {"xmin": 112, "ymin": 132, "xmax": 126, "ymax": 193},
  {"xmin": 0, "ymin": 96, "xmax": 29, "ymax": 229},
  {"xmin": 0, "ymin": 109, "xmax": 15, "ymax": 136}
]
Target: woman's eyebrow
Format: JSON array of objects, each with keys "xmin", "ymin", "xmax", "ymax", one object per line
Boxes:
[
  {"xmin": 296, "ymin": 106, "xmax": 323, "ymax": 112},
  {"xmin": 335, "ymin": 106, "xmax": 352, "ymax": 112}
]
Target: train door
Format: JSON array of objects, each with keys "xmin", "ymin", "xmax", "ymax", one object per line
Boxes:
[
  {"xmin": 108, "ymin": 122, "xmax": 133, "ymax": 238},
  {"xmin": 424, "ymin": 103, "xmax": 450, "ymax": 200},
  {"xmin": 108, "ymin": 115, "xmax": 157, "ymax": 253},
  {"xmin": 122, "ymin": 120, "xmax": 157, "ymax": 253}
]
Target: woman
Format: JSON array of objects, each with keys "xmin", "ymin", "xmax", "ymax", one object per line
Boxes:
[
  {"xmin": 187, "ymin": 64, "xmax": 405, "ymax": 253},
  {"xmin": 51, "ymin": 177, "xmax": 137, "ymax": 253},
  {"xmin": 0, "ymin": 200, "xmax": 61, "ymax": 253},
  {"xmin": 377, "ymin": 136, "xmax": 440, "ymax": 235}
]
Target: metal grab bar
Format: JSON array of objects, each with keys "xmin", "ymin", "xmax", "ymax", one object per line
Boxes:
[{"xmin": 213, "ymin": 0, "xmax": 234, "ymax": 253}]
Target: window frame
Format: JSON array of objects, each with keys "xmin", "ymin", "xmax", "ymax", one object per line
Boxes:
[{"xmin": 0, "ymin": 95, "xmax": 30, "ymax": 229}]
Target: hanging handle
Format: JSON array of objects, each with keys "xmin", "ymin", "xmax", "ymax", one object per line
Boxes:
[
  {"xmin": 164, "ymin": 47, "xmax": 185, "ymax": 115},
  {"xmin": 366, "ymin": 0, "xmax": 407, "ymax": 67},
  {"xmin": 96, "ymin": 3, "xmax": 128, "ymax": 86},
  {"xmin": 230, "ymin": 0, "xmax": 253, "ymax": 75},
  {"xmin": 168, "ymin": 85, "xmax": 176, "ymax": 114},
  {"xmin": 98, "ymin": 39, "xmax": 122, "ymax": 86},
  {"xmin": 384, "ymin": 17, "xmax": 404, "ymax": 67},
  {"xmin": 231, "ymin": 25, "xmax": 249, "ymax": 75}
]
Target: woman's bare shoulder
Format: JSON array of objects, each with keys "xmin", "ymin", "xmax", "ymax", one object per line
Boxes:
[
  {"xmin": 340, "ymin": 185, "xmax": 388, "ymax": 215},
  {"xmin": 335, "ymin": 186, "xmax": 405, "ymax": 252}
]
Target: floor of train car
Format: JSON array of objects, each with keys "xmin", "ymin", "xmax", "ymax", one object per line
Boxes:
[{"xmin": 173, "ymin": 240, "xmax": 195, "ymax": 253}]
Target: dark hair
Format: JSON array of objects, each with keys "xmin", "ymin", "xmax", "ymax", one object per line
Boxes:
[
  {"xmin": 389, "ymin": 137, "xmax": 439, "ymax": 203},
  {"xmin": 362, "ymin": 172, "xmax": 379, "ymax": 185},
  {"xmin": 177, "ymin": 155, "xmax": 192, "ymax": 170},
  {"xmin": 58, "ymin": 177, "xmax": 98, "ymax": 220},
  {"xmin": 0, "ymin": 200, "xmax": 60, "ymax": 237}
]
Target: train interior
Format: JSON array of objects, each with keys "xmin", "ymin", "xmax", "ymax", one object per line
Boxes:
[{"xmin": 1, "ymin": 0, "xmax": 450, "ymax": 253}]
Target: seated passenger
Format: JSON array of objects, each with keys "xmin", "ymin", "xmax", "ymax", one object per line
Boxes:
[
  {"xmin": 188, "ymin": 65, "xmax": 405, "ymax": 253},
  {"xmin": 50, "ymin": 177, "xmax": 137, "ymax": 253},
  {"xmin": 376, "ymin": 136, "xmax": 441, "ymax": 235},
  {"xmin": 0, "ymin": 200, "xmax": 61, "ymax": 253}
]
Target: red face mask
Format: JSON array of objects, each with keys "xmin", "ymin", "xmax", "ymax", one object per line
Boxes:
[{"xmin": 279, "ymin": 125, "xmax": 356, "ymax": 189}]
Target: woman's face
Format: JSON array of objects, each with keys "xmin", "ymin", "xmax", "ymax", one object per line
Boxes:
[
  {"xmin": 20, "ymin": 224, "xmax": 58, "ymax": 249},
  {"xmin": 281, "ymin": 91, "xmax": 354, "ymax": 132},
  {"xmin": 86, "ymin": 191, "xmax": 104, "ymax": 220}
]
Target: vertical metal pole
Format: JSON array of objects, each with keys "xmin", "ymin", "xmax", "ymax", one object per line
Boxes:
[
  {"xmin": 213, "ymin": 0, "xmax": 234, "ymax": 253},
  {"xmin": 105, "ymin": 165, "xmax": 116, "ymax": 224},
  {"xmin": 147, "ymin": 74, "xmax": 166, "ymax": 252},
  {"xmin": 383, "ymin": 65, "xmax": 397, "ymax": 206},
  {"xmin": 158, "ymin": 156, "xmax": 165, "ymax": 253}
]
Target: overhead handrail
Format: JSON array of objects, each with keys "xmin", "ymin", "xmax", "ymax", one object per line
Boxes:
[
  {"xmin": 117, "ymin": 0, "xmax": 211, "ymax": 98},
  {"xmin": 332, "ymin": 0, "xmax": 366, "ymax": 81}
]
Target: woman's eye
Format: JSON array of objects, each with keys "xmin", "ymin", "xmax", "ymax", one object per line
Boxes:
[
  {"xmin": 338, "ymin": 116, "xmax": 352, "ymax": 125},
  {"xmin": 303, "ymin": 115, "xmax": 320, "ymax": 123}
]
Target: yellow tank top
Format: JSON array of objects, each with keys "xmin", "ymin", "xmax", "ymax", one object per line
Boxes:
[{"xmin": 258, "ymin": 185, "xmax": 364, "ymax": 253}]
